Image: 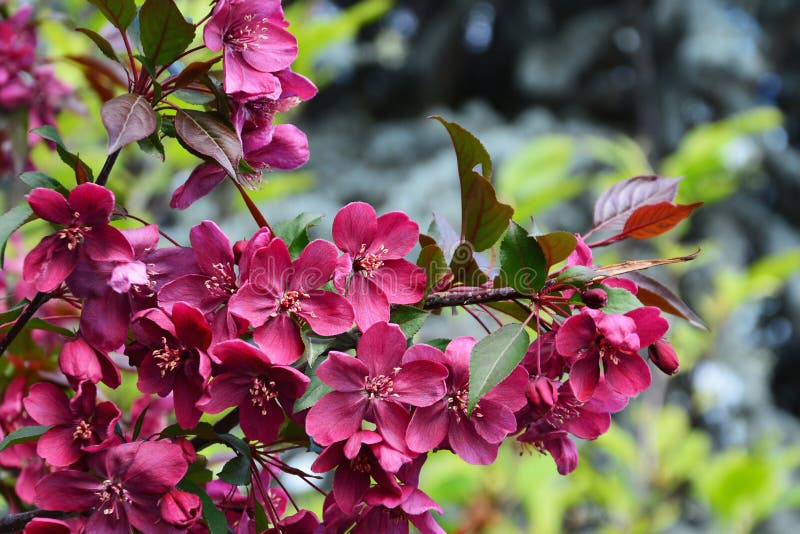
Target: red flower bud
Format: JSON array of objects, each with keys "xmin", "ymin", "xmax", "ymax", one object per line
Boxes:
[
  {"xmin": 526, "ymin": 376, "xmax": 559, "ymax": 418},
  {"xmin": 580, "ymin": 288, "xmax": 607, "ymax": 309},
  {"xmin": 648, "ymin": 338, "xmax": 680, "ymax": 375}
]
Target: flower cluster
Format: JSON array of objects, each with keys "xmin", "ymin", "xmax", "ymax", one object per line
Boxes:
[{"xmin": 0, "ymin": 1, "xmax": 697, "ymax": 532}]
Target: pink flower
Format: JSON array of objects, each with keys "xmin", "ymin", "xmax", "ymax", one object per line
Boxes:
[
  {"xmin": 405, "ymin": 338, "xmax": 529, "ymax": 465},
  {"xmin": 228, "ymin": 237, "xmax": 354, "ymax": 364},
  {"xmin": 198, "ymin": 340, "xmax": 309, "ymax": 444},
  {"xmin": 23, "ymin": 381, "xmax": 121, "ymax": 467},
  {"xmin": 332, "ymin": 202, "xmax": 426, "ymax": 330},
  {"xmin": 127, "ymin": 303, "xmax": 212, "ymax": 429},
  {"xmin": 23, "ymin": 184, "xmax": 133, "ymax": 292},
  {"xmin": 58, "ymin": 335, "xmax": 121, "ymax": 389},
  {"xmin": 34, "ymin": 440, "xmax": 189, "ymax": 533},
  {"xmin": 305, "ymin": 322, "xmax": 448, "ymax": 449},
  {"xmin": 203, "ymin": 0, "xmax": 298, "ymax": 98},
  {"xmin": 555, "ymin": 307, "xmax": 668, "ymax": 401},
  {"xmin": 357, "ymin": 484, "xmax": 445, "ymax": 534},
  {"xmin": 648, "ymin": 337, "xmax": 680, "ymax": 375}
]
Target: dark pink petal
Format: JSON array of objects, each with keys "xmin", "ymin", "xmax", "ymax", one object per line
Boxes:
[
  {"xmin": 37, "ymin": 426, "xmax": 82, "ymax": 466},
  {"xmin": 568, "ymin": 353, "xmax": 600, "ymax": 402},
  {"xmin": 401, "ymin": 487, "xmax": 443, "ymax": 516},
  {"xmin": 626, "ymin": 306, "xmax": 669, "ymax": 347},
  {"xmin": 23, "ymin": 382, "xmax": 71, "ymax": 425},
  {"xmin": 202, "ymin": 6, "xmax": 225, "ymax": 50},
  {"xmin": 316, "ymin": 351, "xmax": 368, "ymax": 391},
  {"xmin": 603, "ymin": 354, "xmax": 651, "ymax": 397},
  {"xmin": 562, "ymin": 409, "xmax": 611, "ymax": 440},
  {"xmin": 372, "ymin": 400, "xmax": 411, "ymax": 452},
  {"xmin": 594, "ymin": 311, "xmax": 639, "ymax": 353},
  {"xmin": 583, "ymin": 377, "xmax": 629, "ymax": 413},
  {"xmin": 567, "ymin": 235, "xmax": 592, "ymax": 267},
  {"xmin": 252, "ymin": 313, "xmax": 304, "ymax": 365},
  {"xmin": 240, "ymin": 398, "xmax": 285, "ymax": 444},
  {"xmin": 409, "ymin": 511, "xmax": 446, "ymax": 534},
  {"xmin": 290, "ymin": 239, "xmax": 337, "ymax": 292},
  {"xmin": 333, "ymin": 463, "xmax": 370, "ymax": 514},
  {"xmin": 356, "ymin": 322, "xmax": 405, "ymax": 377},
  {"xmin": 199, "ymin": 374, "xmax": 251, "ymax": 413},
  {"xmin": 448, "ymin": 418, "xmax": 498, "ymax": 465},
  {"xmin": 556, "ymin": 313, "xmax": 597, "ymax": 357},
  {"xmin": 239, "ymin": 227, "xmax": 274, "ymax": 282},
  {"xmin": 472, "ymin": 399, "xmax": 516, "ymax": 443},
  {"xmin": 173, "ymin": 372, "xmax": 204, "ymax": 429},
  {"xmin": 402, "ymin": 344, "xmax": 444, "ymax": 365},
  {"xmin": 34, "ymin": 471, "xmax": 101, "ymax": 511},
  {"xmin": 298, "ymin": 291, "xmax": 354, "ymax": 336},
  {"xmin": 372, "ymin": 212, "xmax": 419, "ymax": 258},
  {"xmin": 542, "ymin": 432, "xmax": 578, "ymax": 475},
  {"xmin": 172, "ymin": 302, "xmax": 212, "ymax": 351},
  {"xmin": 68, "ymin": 183, "xmax": 114, "ymax": 226},
  {"xmin": 26, "ymin": 188, "xmax": 71, "ymax": 224},
  {"xmin": 22, "ymin": 518, "xmax": 73, "ymax": 534},
  {"xmin": 392, "ymin": 360, "xmax": 448, "ymax": 406},
  {"xmin": 121, "ymin": 224, "xmax": 160, "ymax": 258},
  {"xmin": 160, "ymin": 489, "xmax": 201, "ymax": 528},
  {"xmin": 228, "ymin": 282, "xmax": 280, "ymax": 327},
  {"xmin": 443, "ymin": 337, "xmax": 476, "ymax": 386},
  {"xmin": 332, "ymin": 202, "xmax": 377, "ymax": 256},
  {"xmin": 306, "ymin": 392, "xmax": 367, "ymax": 446},
  {"xmin": 83, "ymin": 224, "xmax": 134, "ymax": 262},
  {"xmin": 159, "ymin": 274, "xmax": 224, "ymax": 314},
  {"xmin": 254, "ymin": 123, "xmax": 309, "ymax": 170},
  {"xmin": 311, "ymin": 442, "xmax": 346, "ymax": 473},
  {"xmin": 23, "ymin": 234, "xmax": 77, "ymax": 292},
  {"xmin": 80, "ymin": 293, "xmax": 130, "ymax": 352},
  {"xmin": 483, "ymin": 365, "xmax": 529, "ymax": 411},
  {"xmin": 190, "ymin": 221, "xmax": 234, "ymax": 276},
  {"xmin": 170, "ymin": 162, "xmax": 226, "ymax": 210},
  {"xmin": 406, "ymin": 404, "xmax": 448, "ymax": 453},
  {"xmin": 369, "ymin": 259, "xmax": 426, "ymax": 304},
  {"xmin": 137, "ymin": 353, "xmax": 174, "ymax": 396},
  {"xmin": 248, "ymin": 238, "xmax": 292, "ymax": 293},
  {"xmin": 239, "ymin": 20, "xmax": 297, "ymax": 73},
  {"xmin": 348, "ymin": 275, "xmax": 390, "ymax": 331},
  {"xmin": 116, "ymin": 441, "xmax": 188, "ymax": 493},
  {"xmin": 213, "ymin": 339, "xmax": 271, "ymax": 373},
  {"xmin": 604, "ymin": 277, "xmax": 638, "ymax": 294},
  {"xmin": 86, "ymin": 508, "xmax": 131, "ymax": 534}
]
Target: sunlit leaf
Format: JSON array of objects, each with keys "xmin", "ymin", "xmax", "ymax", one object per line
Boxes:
[{"xmin": 468, "ymin": 324, "xmax": 530, "ymax": 412}]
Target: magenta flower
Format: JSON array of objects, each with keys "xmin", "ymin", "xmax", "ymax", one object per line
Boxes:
[
  {"xmin": 203, "ymin": 0, "xmax": 298, "ymax": 98},
  {"xmin": 160, "ymin": 488, "xmax": 202, "ymax": 529},
  {"xmin": 406, "ymin": 337, "xmax": 529, "ymax": 465},
  {"xmin": 357, "ymin": 484, "xmax": 445, "ymax": 534},
  {"xmin": 332, "ymin": 202, "xmax": 426, "ymax": 330},
  {"xmin": 555, "ymin": 307, "xmax": 668, "ymax": 401},
  {"xmin": 305, "ymin": 322, "xmax": 448, "ymax": 449},
  {"xmin": 127, "ymin": 303, "xmax": 212, "ymax": 429},
  {"xmin": 23, "ymin": 184, "xmax": 133, "ymax": 292},
  {"xmin": 229, "ymin": 237, "xmax": 354, "ymax": 364},
  {"xmin": 34, "ymin": 440, "xmax": 189, "ymax": 533},
  {"xmin": 198, "ymin": 339, "xmax": 309, "ymax": 444},
  {"xmin": 23, "ymin": 381, "xmax": 121, "ymax": 467},
  {"xmin": 311, "ymin": 429, "xmax": 412, "ymax": 514}
]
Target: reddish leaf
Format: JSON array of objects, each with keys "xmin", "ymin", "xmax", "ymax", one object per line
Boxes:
[
  {"xmin": 536, "ymin": 231, "xmax": 577, "ymax": 270},
  {"xmin": 175, "ymin": 110, "xmax": 242, "ymax": 179},
  {"xmin": 621, "ymin": 201, "xmax": 702, "ymax": 239},
  {"xmin": 592, "ymin": 175, "xmax": 681, "ymax": 234},
  {"xmin": 417, "ymin": 244, "xmax": 451, "ymax": 295},
  {"xmin": 74, "ymin": 156, "xmax": 89, "ymax": 185},
  {"xmin": 625, "ymin": 272, "xmax": 708, "ymax": 330},
  {"xmin": 168, "ymin": 59, "xmax": 219, "ymax": 92},
  {"xmin": 592, "ymin": 249, "xmax": 700, "ymax": 279},
  {"xmin": 101, "ymin": 94, "xmax": 158, "ymax": 155}
]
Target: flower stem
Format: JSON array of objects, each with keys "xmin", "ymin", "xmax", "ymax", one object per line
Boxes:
[
  {"xmin": 95, "ymin": 150, "xmax": 120, "ymax": 187},
  {"xmin": 232, "ymin": 179, "xmax": 272, "ymax": 232}
]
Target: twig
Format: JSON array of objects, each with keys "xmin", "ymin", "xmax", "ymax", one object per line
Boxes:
[{"xmin": 0, "ymin": 292, "xmax": 51, "ymax": 357}]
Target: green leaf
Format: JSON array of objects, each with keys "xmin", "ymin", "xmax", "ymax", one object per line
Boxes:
[
  {"xmin": 0, "ymin": 301, "xmax": 27, "ymax": 325},
  {"xmin": 273, "ymin": 213, "xmax": 323, "ymax": 257},
  {"xmin": 0, "ymin": 203, "xmax": 35, "ymax": 268},
  {"xmin": 425, "ymin": 338, "xmax": 451, "ymax": 351},
  {"xmin": 217, "ymin": 433, "xmax": 250, "ymax": 457},
  {"xmin": 30, "ymin": 126, "xmax": 94, "ymax": 182},
  {"xmin": 495, "ymin": 221, "xmax": 547, "ymax": 293},
  {"xmin": 294, "ymin": 358, "xmax": 333, "ymax": 413},
  {"xmin": 468, "ymin": 324, "xmax": 530, "ymax": 413},
  {"xmin": 536, "ymin": 231, "xmax": 577, "ymax": 271},
  {"xmin": 601, "ymin": 285, "xmax": 644, "ymax": 314},
  {"xmin": 160, "ymin": 422, "xmax": 217, "ymax": 439},
  {"xmin": 131, "ymin": 406, "xmax": 149, "ymax": 441},
  {"xmin": 177, "ymin": 479, "xmax": 229, "ymax": 534},
  {"xmin": 76, "ymin": 27, "xmax": 120, "ymax": 63},
  {"xmin": 557, "ymin": 265, "xmax": 595, "ymax": 286},
  {"xmin": 139, "ymin": 0, "xmax": 196, "ymax": 66},
  {"xmin": 3, "ymin": 318, "xmax": 74, "ymax": 337},
  {"xmin": 390, "ymin": 305, "xmax": 428, "ymax": 339},
  {"xmin": 254, "ymin": 500, "xmax": 269, "ymax": 532},
  {"xmin": 432, "ymin": 116, "xmax": 513, "ymax": 251},
  {"xmin": 19, "ymin": 171, "xmax": 69, "ymax": 196},
  {"xmin": 219, "ymin": 454, "xmax": 250, "ymax": 486},
  {"xmin": 0, "ymin": 425, "xmax": 50, "ymax": 452},
  {"xmin": 88, "ymin": 0, "xmax": 136, "ymax": 30}
]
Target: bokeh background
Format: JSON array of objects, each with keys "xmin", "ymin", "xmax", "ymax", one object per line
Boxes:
[{"xmin": 3, "ymin": 0, "xmax": 800, "ymax": 532}]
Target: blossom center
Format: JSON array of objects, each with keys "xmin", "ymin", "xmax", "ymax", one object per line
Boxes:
[
  {"xmin": 597, "ymin": 339, "xmax": 620, "ymax": 365},
  {"xmin": 447, "ymin": 385, "xmax": 477, "ymax": 421},
  {"xmin": 96, "ymin": 479, "xmax": 130, "ymax": 518},
  {"xmin": 224, "ymin": 14, "xmax": 269, "ymax": 52},
  {"xmin": 152, "ymin": 336, "xmax": 183, "ymax": 376},
  {"xmin": 364, "ymin": 374, "xmax": 395, "ymax": 400},
  {"xmin": 547, "ymin": 398, "xmax": 581, "ymax": 426},
  {"xmin": 204, "ymin": 262, "xmax": 236, "ymax": 297},
  {"xmin": 249, "ymin": 376, "xmax": 278, "ymax": 415},
  {"xmin": 73, "ymin": 419, "xmax": 93, "ymax": 441},
  {"xmin": 354, "ymin": 244, "xmax": 388, "ymax": 277},
  {"xmin": 350, "ymin": 453, "xmax": 371, "ymax": 474},
  {"xmin": 57, "ymin": 226, "xmax": 88, "ymax": 250},
  {"xmin": 279, "ymin": 290, "xmax": 304, "ymax": 314}
]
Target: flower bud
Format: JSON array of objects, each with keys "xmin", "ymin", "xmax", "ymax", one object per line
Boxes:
[
  {"xmin": 648, "ymin": 338, "xmax": 679, "ymax": 375},
  {"xmin": 580, "ymin": 288, "xmax": 607, "ymax": 309},
  {"xmin": 525, "ymin": 376, "xmax": 559, "ymax": 418},
  {"xmin": 161, "ymin": 489, "xmax": 202, "ymax": 528}
]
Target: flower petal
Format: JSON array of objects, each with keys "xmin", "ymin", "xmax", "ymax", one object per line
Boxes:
[
  {"xmin": 305, "ymin": 392, "xmax": 366, "ymax": 446},
  {"xmin": 332, "ymin": 202, "xmax": 377, "ymax": 256},
  {"xmin": 26, "ymin": 188, "xmax": 71, "ymax": 224},
  {"xmin": 604, "ymin": 354, "xmax": 651, "ymax": 398},
  {"xmin": 555, "ymin": 313, "xmax": 596, "ymax": 358},
  {"xmin": 289, "ymin": 239, "xmax": 337, "ymax": 292},
  {"xmin": 357, "ymin": 322, "xmax": 406, "ymax": 376},
  {"xmin": 347, "ymin": 275, "xmax": 390, "ymax": 331},
  {"xmin": 372, "ymin": 211, "xmax": 419, "ymax": 258},
  {"xmin": 406, "ymin": 404, "xmax": 448, "ymax": 453},
  {"xmin": 369, "ymin": 259, "xmax": 426, "ymax": 305},
  {"xmin": 252, "ymin": 313, "xmax": 304, "ymax": 365},
  {"xmin": 568, "ymin": 353, "xmax": 600, "ymax": 402},
  {"xmin": 316, "ymin": 352, "xmax": 368, "ymax": 391},
  {"xmin": 83, "ymin": 225, "xmax": 134, "ymax": 262},
  {"xmin": 298, "ymin": 291, "xmax": 354, "ymax": 336},
  {"xmin": 34, "ymin": 471, "xmax": 101, "ymax": 511},
  {"xmin": 23, "ymin": 234, "xmax": 77, "ymax": 292},
  {"xmin": 170, "ymin": 162, "xmax": 226, "ymax": 210},
  {"xmin": 23, "ymin": 382, "xmax": 71, "ymax": 425}
]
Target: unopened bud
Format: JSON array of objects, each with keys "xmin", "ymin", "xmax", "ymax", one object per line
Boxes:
[
  {"xmin": 580, "ymin": 288, "xmax": 607, "ymax": 309},
  {"xmin": 648, "ymin": 338, "xmax": 680, "ymax": 375},
  {"xmin": 233, "ymin": 240, "xmax": 247, "ymax": 264},
  {"xmin": 526, "ymin": 376, "xmax": 559, "ymax": 418}
]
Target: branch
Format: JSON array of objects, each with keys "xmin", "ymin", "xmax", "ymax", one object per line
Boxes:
[
  {"xmin": 0, "ymin": 292, "xmax": 51, "ymax": 358},
  {"xmin": 423, "ymin": 287, "xmax": 528, "ymax": 309},
  {"xmin": 95, "ymin": 150, "xmax": 120, "ymax": 187},
  {"xmin": 0, "ymin": 509, "xmax": 73, "ymax": 533}
]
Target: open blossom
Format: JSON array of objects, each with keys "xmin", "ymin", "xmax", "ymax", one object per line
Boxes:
[
  {"xmin": 405, "ymin": 338, "xmax": 528, "ymax": 465},
  {"xmin": 306, "ymin": 322, "xmax": 448, "ymax": 449},
  {"xmin": 203, "ymin": 0, "xmax": 298, "ymax": 98},
  {"xmin": 332, "ymin": 202, "xmax": 426, "ymax": 330},
  {"xmin": 357, "ymin": 484, "xmax": 445, "ymax": 534},
  {"xmin": 556, "ymin": 306, "xmax": 668, "ymax": 401},
  {"xmin": 23, "ymin": 381, "xmax": 121, "ymax": 467},
  {"xmin": 34, "ymin": 440, "xmax": 190, "ymax": 533},
  {"xmin": 23, "ymin": 184, "xmax": 133, "ymax": 292},
  {"xmin": 198, "ymin": 340, "xmax": 309, "ymax": 444},
  {"xmin": 127, "ymin": 303, "xmax": 212, "ymax": 429},
  {"xmin": 229, "ymin": 237, "xmax": 354, "ymax": 364}
]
